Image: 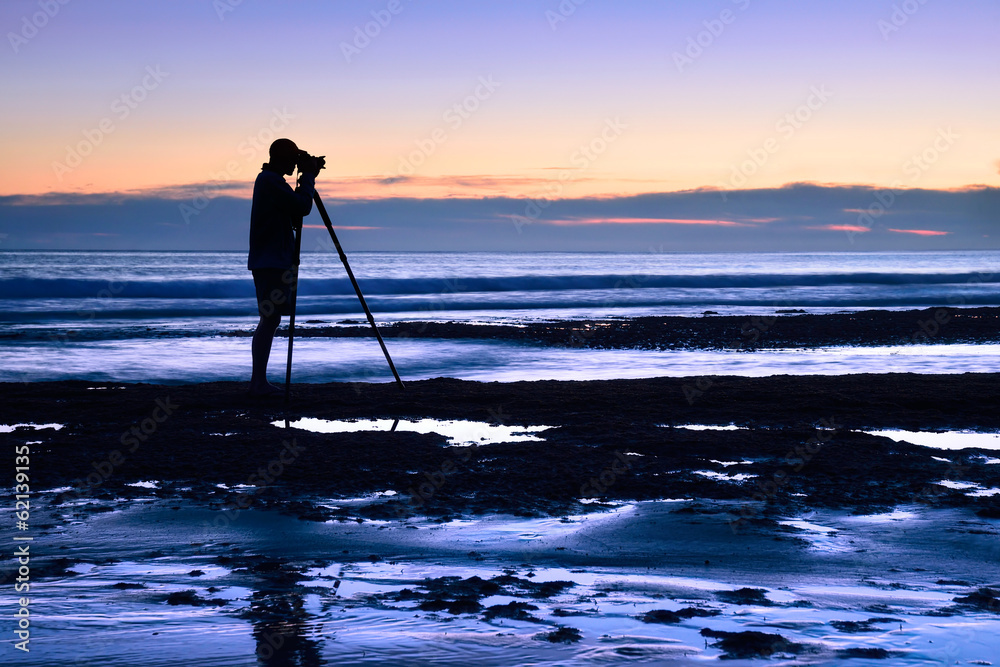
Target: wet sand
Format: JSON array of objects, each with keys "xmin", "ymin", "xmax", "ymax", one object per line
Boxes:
[
  {"xmin": 9, "ymin": 497, "xmax": 1000, "ymax": 665},
  {"xmin": 4, "ymin": 372, "xmax": 1000, "ymax": 519},
  {"xmin": 3, "ymin": 325, "xmax": 1000, "ymax": 662}
]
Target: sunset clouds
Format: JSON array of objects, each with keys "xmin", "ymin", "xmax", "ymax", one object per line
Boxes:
[{"xmin": 1, "ymin": 0, "xmax": 997, "ymax": 250}]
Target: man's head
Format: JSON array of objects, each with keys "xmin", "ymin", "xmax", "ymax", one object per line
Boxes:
[{"xmin": 268, "ymin": 138, "xmax": 299, "ymax": 175}]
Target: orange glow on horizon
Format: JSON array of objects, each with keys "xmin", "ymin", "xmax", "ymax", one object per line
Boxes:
[
  {"xmin": 887, "ymin": 228, "xmax": 950, "ymax": 236},
  {"xmin": 807, "ymin": 224, "xmax": 871, "ymax": 232},
  {"xmin": 548, "ymin": 217, "xmax": 754, "ymax": 227}
]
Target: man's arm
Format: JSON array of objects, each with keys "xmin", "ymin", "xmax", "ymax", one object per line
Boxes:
[
  {"xmin": 293, "ymin": 172, "xmax": 316, "ymax": 217},
  {"xmin": 260, "ymin": 170, "xmax": 313, "ymax": 219}
]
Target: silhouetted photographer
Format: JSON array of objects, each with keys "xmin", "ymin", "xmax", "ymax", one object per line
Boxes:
[{"xmin": 247, "ymin": 138, "xmax": 325, "ymax": 396}]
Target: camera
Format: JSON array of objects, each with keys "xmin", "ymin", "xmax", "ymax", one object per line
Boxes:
[{"xmin": 296, "ymin": 150, "xmax": 326, "ymax": 174}]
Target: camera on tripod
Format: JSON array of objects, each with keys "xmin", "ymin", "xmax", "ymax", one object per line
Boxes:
[{"xmin": 296, "ymin": 151, "xmax": 326, "ymax": 175}]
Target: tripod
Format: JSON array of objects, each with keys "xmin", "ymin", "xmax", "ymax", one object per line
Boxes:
[{"xmin": 284, "ymin": 191, "xmax": 405, "ymax": 405}]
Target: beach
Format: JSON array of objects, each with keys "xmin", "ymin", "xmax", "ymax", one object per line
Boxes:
[
  {"xmin": 3, "ymin": 251, "xmax": 1000, "ymax": 663},
  {"xmin": 9, "ymin": 371, "xmax": 1000, "ymax": 517},
  {"xmin": 5, "ymin": 363, "xmax": 1000, "ymax": 664}
]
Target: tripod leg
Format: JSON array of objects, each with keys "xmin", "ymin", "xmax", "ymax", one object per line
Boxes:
[
  {"xmin": 313, "ymin": 191, "xmax": 405, "ymax": 390},
  {"xmin": 284, "ymin": 226, "xmax": 303, "ymax": 406}
]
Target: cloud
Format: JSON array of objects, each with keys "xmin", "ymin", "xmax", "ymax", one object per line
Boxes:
[
  {"xmin": 807, "ymin": 224, "xmax": 871, "ymax": 232},
  {"xmin": 549, "ymin": 217, "xmax": 755, "ymax": 227},
  {"xmin": 887, "ymin": 228, "xmax": 950, "ymax": 236},
  {"xmin": 1, "ymin": 184, "xmax": 996, "ymax": 252}
]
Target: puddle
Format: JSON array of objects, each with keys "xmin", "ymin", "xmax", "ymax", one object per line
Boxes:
[
  {"xmin": 274, "ymin": 417, "xmax": 553, "ymax": 447},
  {"xmin": 779, "ymin": 518, "xmax": 853, "ymax": 554},
  {"xmin": 780, "ymin": 519, "xmax": 838, "ymax": 534},
  {"xmin": 1, "ymin": 422, "xmax": 64, "ymax": 432},
  {"xmin": 17, "ymin": 500, "xmax": 1000, "ymax": 665},
  {"xmin": 936, "ymin": 480, "xmax": 980, "ymax": 490},
  {"xmin": 933, "ymin": 480, "xmax": 1000, "ymax": 497},
  {"xmin": 693, "ymin": 470, "xmax": 757, "ymax": 482},
  {"xmin": 967, "ymin": 488, "xmax": 1000, "ymax": 497},
  {"xmin": 40, "ymin": 486, "xmax": 75, "ymax": 494},
  {"xmin": 866, "ymin": 429, "xmax": 1000, "ymax": 451},
  {"xmin": 845, "ymin": 510, "xmax": 919, "ymax": 523}
]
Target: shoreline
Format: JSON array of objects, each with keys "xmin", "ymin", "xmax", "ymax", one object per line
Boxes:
[
  {"xmin": 4, "ymin": 306, "xmax": 1000, "ymax": 349},
  {"xmin": 236, "ymin": 306, "xmax": 1000, "ymax": 349}
]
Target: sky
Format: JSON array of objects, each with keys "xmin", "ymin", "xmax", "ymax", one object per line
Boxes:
[{"xmin": 1, "ymin": 0, "xmax": 997, "ymax": 251}]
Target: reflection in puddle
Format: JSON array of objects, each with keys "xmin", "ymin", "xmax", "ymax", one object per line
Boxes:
[
  {"xmin": 936, "ymin": 480, "xmax": 980, "ymax": 490},
  {"xmin": 846, "ymin": 510, "xmax": 919, "ymax": 523},
  {"xmin": 780, "ymin": 518, "xmax": 837, "ymax": 534},
  {"xmin": 693, "ymin": 470, "xmax": 757, "ymax": 482},
  {"xmin": 21, "ymin": 501, "xmax": 1000, "ymax": 665},
  {"xmin": 779, "ymin": 518, "xmax": 853, "ymax": 554},
  {"xmin": 274, "ymin": 417, "xmax": 553, "ymax": 447},
  {"xmin": 935, "ymin": 480, "xmax": 1000, "ymax": 497},
  {"xmin": 0, "ymin": 422, "xmax": 64, "ymax": 432},
  {"xmin": 866, "ymin": 429, "xmax": 1000, "ymax": 451}
]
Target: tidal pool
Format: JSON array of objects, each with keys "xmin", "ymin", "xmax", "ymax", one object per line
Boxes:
[{"xmin": 273, "ymin": 417, "xmax": 553, "ymax": 447}]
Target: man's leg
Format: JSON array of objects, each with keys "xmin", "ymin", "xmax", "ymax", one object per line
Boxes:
[{"xmin": 250, "ymin": 313, "xmax": 281, "ymax": 393}]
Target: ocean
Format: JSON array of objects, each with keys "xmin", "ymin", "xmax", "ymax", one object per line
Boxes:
[{"xmin": 1, "ymin": 249, "xmax": 998, "ymax": 383}]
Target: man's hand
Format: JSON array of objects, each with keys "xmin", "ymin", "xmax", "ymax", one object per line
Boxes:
[{"xmin": 298, "ymin": 154, "xmax": 326, "ymax": 176}]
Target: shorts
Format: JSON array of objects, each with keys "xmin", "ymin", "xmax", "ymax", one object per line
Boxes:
[{"xmin": 252, "ymin": 268, "xmax": 296, "ymax": 317}]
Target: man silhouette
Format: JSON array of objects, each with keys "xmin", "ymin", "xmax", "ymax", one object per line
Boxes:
[{"xmin": 247, "ymin": 138, "xmax": 320, "ymax": 396}]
